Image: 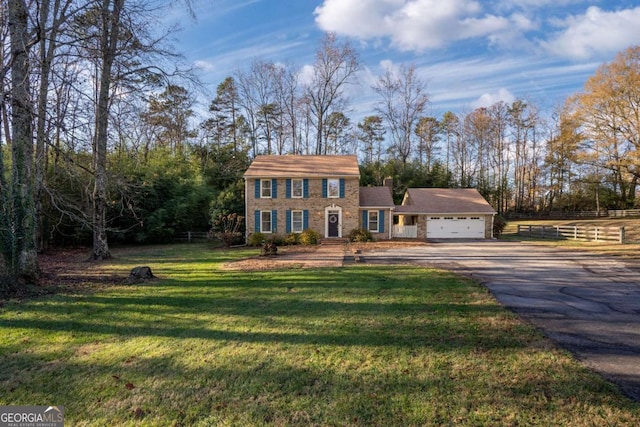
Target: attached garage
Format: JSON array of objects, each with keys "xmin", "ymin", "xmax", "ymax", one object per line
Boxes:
[
  {"xmin": 395, "ymin": 188, "xmax": 496, "ymax": 240},
  {"xmin": 426, "ymin": 216, "xmax": 486, "ymax": 239}
]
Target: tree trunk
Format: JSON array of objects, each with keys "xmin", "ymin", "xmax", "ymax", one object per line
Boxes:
[
  {"xmin": 7, "ymin": 0, "xmax": 39, "ymax": 283},
  {"xmin": 91, "ymin": 0, "xmax": 124, "ymax": 260}
]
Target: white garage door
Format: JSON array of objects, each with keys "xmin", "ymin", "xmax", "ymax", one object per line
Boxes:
[{"xmin": 426, "ymin": 216, "xmax": 485, "ymax": 239}]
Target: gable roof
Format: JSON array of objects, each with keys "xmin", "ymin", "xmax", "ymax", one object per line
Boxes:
[
  {"xmin": 244, "ymin": 155, "xmax": 360, "ymax": 178},
  {"xmin": 398, "ymin": 188, "xmax": 496, "ymax": 214},
  {"xmin": 359, "ymin": 186, "xmax": 395, "ymax": 208}
]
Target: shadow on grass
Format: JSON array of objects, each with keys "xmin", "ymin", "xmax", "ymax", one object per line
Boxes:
[
  {"xmin": 2, "ymin": 247, "xmax": 639, "ymax": 425},
  {"xmin": 0, "ymin": 334, "xmax": 636, "ymax": 426}
]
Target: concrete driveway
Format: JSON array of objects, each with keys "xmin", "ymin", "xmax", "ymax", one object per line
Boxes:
[{"xmin": 361, "ymin": 240, "xmax": 640, "ymax": 402}]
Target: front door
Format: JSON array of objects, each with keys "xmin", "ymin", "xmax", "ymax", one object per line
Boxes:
[{"xmin": 327, "ymin": 210, "xmax": 340, "ymax": 237}]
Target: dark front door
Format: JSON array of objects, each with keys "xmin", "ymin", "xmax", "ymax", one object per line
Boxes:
[{"xmin": 327, "ymin": 211, "xmax": 339, "ymax": 237}]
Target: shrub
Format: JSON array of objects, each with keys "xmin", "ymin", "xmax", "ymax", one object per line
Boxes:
[
  {"xmin": 261, "ymin": 241, "xmax": 277, "ymax": 256},
  {"xmin": 299, "ymin": 228, "xmax": 320, "ymax": 245},
  {"xmin": 248, "ymin": 232, "xmax": 266, "ymax": 247},
  {"xmin": 284, "ymin": 232, "xmax": 300, "ymax": 245},
  {"xmin": 493, "ymin": 215, "xmax": 507, "ymax": 238},
  {"xmin": 270, "ymin": 235, "xmax": 287, "ymax": 246},
  {"xmin": 211, "ymin": 213, "xmax": 244, "ymax": 248},
  {"xmin": 349, "ymin": 228, "xmax": 373, "ymax": 242}
]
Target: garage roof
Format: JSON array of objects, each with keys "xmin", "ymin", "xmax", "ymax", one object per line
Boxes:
[
  {"xmin": 244, "ymin": 155, "xmax": 360, "ymax": 178},
  {"xmin": 398, "ymin": 188, "xmax": 496, "ymax": 214}
]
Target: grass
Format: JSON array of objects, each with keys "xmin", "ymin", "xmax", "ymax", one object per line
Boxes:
[{"xmin": 1, "ymin": 244, "xmax": 639, "ymax": 426}]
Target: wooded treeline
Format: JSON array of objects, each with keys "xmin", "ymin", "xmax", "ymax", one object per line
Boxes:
[{"xmin": 1, "ymin": 0, "xmax": 639, "ymax": 285}]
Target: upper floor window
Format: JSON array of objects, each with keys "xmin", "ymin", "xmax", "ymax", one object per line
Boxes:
[
  {"xmin": 292, "ymin": 179, "xmax": 303, "ymax": 198},
  {"xmin": 327, "ymin": 178, "xmax": 340, "ymax": 198},
  {"xmin": 261, "ymin": 179, "xmax": 272, "ymax": 198}
]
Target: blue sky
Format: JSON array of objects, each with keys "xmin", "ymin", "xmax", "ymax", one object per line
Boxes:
[{"xmin": 171, "ymin": 0, "xmax": 640, "ymax": 119}]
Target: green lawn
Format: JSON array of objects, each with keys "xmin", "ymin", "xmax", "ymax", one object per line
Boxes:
[{"xmin": 1, "ymin": 244, "xmax": 638, "ymax": 426}]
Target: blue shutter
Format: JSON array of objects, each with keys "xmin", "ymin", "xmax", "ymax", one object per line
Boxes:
[
  {"xmin": 303, "ymin": 210, "xmax": 309, "ymax": 230},
  {"xmin": 272, "ymin": 210, "xmax": 278, "ymax": 232},
  {"xmin": 339, "ymin": 178, "xmax": 345, "ymax": 198},
  {"xmin": 272, "ymin": 179, "xmax": 278, "ymax": 198},
  {"xmin": 286, "ymin": 210, "xmax": 291, "ymax": 233},
  {"xmin": 362, "ymin": 211, "xmax": 368, "ymax": 229},
  {"xmin": 255, "ymin": 210, "xmax": 261, "ymax": 233},
  {"xmin": 379, "ymin": 210, "xmax": 385, "ymax": 233},
  {"xmin": 303, "ymin": 179, "xmax": 309, "ymax": 198},
  {"xmin": 286, "ymin": 179, "xmax": 291, "ymax": 198},
  {"xmin": 254, "ymin": 179, "xmax": 260, "ymax": 199},
  {"xmin": 322, "ymin": 179, "xmax": 328, "ymax": 198}
]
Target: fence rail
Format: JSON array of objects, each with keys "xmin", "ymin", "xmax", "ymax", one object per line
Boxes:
[
  {"xmin": 608, "ymin": 209, "xmax": 640, "ymax": 218},
  {"xmin": 516, "ymin": 225, "xmax": 625, "ymax": 244},
  {"xmin": 507, "ymin": 211, "xmax": 607, "ymax": 219},
  {"xmin": 507, "ymin": 209, "xmax": 640, "ymax": 220},
  {"xmin": 174, "ymin": 231, "xmax": 210, "ymax": 243}
]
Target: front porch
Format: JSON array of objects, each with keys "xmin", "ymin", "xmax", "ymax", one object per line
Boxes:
[{"xmin": 392, "ymin": 224, "xmax": 418, "ymax": 238}]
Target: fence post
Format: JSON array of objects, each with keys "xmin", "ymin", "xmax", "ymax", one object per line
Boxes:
[
  {"xmin": 188, "ymin": 231, "xmax": 192, "ymax": 242},
  {"xmin": 594, "ymin": 227, "xmax": 599, "ymax": 241},
  {"xmin": 573, "ymin": 226, "xmax": 577, "ymax": 240},
  {"xmin": 620, "ymin": 227, "xmax": 625, "ymax": 244}
]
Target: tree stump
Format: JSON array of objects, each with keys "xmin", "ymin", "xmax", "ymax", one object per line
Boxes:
[{"xmin": 126, "ymin": 266, "xmax": 155, "ymax": 284}]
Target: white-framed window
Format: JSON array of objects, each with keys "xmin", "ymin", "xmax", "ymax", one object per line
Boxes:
[
  {"xmin": 291, "ymin": 210, "xmax": 303, "ymax": 233},
  {"xmin": 261, "ymin": 179, "xmax": 272, "ymax": 198},
  {"xmin": 368, "ymin": 211, "xmax": 379, "ymax": 232},
  {"xmin": 261, "ymin": 211, "xmax": 272, "ymax": 233},
  {"xmin": 328, "ymin": 178, "xmax": 340, "ymax": 198},
  {"xmin": 292, "ymin": 179, "xmax": 303, "ymax": 198}
]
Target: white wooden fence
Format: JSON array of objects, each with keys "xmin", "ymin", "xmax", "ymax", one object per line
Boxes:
[
  {"xmin": 393, "ymin": 225, "xmax": 418, "ymax": 238},
  {"xmin": 174, "ymin": 231, "xmax": 209, "ymax": 242},
  {"xmin": 517, "ymin": 225, "xmax": 626, "ymax": 244},
  {"xmin": 608, "ymin": 209, "xmax": 640, "ymax": 218}
]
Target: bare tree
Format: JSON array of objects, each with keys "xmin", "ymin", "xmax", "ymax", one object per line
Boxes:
[
  {"xmin": 357, "ymin": 115, "xmax": 386, "ymax": 164},
  {"xmin": 305, "ymin": 33, "xmax": 359, "ymax": 155},
  {"xmin": 373, "ymin": 63, "xmax": 429, "ymax": 166},
  {"xmin": 440, "ymin": 111, "xmax": 459, "ymax": 178},
  {"xmin": 415, "ymin": 116, "xmax": 440, "ymax": 170}
]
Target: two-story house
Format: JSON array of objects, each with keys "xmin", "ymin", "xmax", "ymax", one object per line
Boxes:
[
  {"xmin": 243, "ymin": 155, "xmax": 362, "ymax": 239},
  {"xmin": 244, "ymin": 155, "xmax": 496, "ymax": 241}
]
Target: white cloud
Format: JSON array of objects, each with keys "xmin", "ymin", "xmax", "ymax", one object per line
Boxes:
[
  {"xmin": 298, "ymin": 64, "xmax": 315, "ymax": 86},
  {"xmin": 314, "ymin": 0, "xmax": 511, "ymax": 51},
  {"xmin": 472, "ymin": 88, "xmax": 516, "ymax": 109},
  {"xmin": 542, "ymin": 6, "xmax": 640, "ymax": 60},
  {"xmin": 194, "ymin": 60, "xmax": 215, "ymax": 72}
]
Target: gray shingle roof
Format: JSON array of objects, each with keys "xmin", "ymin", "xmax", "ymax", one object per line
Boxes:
[
  {"xmin": 400, "ymin": 188, "xmax": 496, "ymax": 214},
  {"xmin": 359, "ymin": 186, "xmax": 394, "ymax": 208}
]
